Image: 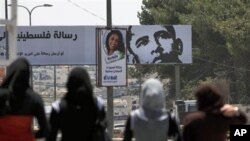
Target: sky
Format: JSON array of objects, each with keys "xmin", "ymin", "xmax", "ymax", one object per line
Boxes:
[{"xmin": 1, "ymin": 0, "xmax": 142, "ymax": 26}]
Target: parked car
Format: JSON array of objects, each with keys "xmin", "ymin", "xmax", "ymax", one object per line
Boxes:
[{"xmin": 113, "ymin": 123, "xmax": 125, "ymax": 138}]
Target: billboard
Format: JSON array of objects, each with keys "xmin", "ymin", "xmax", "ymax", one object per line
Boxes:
[
  {"xmin": 0, "ymin": 26, "xmax": 96, "ymax": 65},
  {"xmin": 126, "ymin": 25, "xmax": 192, "ymax": 64},
  {"xmin": 0, "ymin": 25, "xmax": 192, "ymax": 65},
  {"xmin": 96, "ymin": 28, "xmax": 127, "ymax": 86}
]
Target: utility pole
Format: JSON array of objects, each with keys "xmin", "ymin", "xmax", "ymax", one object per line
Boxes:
[
  {"xmin": 106, "ymin": 0, "xmax": 114, "ymax": 137},
  {"xmin": 5, "ymin": 0, "xmax": 9, "ymax": 59}
]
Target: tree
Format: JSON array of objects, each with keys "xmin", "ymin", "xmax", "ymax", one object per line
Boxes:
[{"xmin": 138, "ymin": 0, "xmax": 250, "ymax": 104}]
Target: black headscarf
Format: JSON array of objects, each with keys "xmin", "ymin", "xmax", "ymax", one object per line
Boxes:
[
  {"xmin": 65, "ymin": 67, "xmax": 96, "ymax": 108},
  {"xmin": 48, "ymin": 67, "xmax": 101, "ymax": 141},
  {"xmin": 1, "ymin": 58, "xmax": 49, "ymax": 138},
  {"xmin": 1, "ymin": 57, "xmax": 30, "ymax": 96}
]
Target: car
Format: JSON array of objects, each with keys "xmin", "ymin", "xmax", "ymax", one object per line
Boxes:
[{"xmin": 113, "ymin": 123, "xmax": 125, "ymax": 138}]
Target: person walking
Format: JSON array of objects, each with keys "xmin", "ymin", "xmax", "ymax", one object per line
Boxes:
[
  {"xmin": 123, "ymin": 78, "xmax": 182, "ymax": 141},
  {"xmin": 0, "ymin": 57, "xmax": 49, "ymax": 141},
  {"xmin": 182, "ymin": 83, "xmax": 247, "ymax": 141},
  {"xmin": 47, "ymin": 67, "xmax": 109, "ymax": 141}
]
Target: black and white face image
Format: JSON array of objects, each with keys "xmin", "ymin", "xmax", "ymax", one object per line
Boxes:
[{"xmin": 126, "ymin": 25, "xmax": 189, "ymax": 64}]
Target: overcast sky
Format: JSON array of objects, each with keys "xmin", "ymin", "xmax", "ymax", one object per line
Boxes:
[{"xmin": 1, "ymin": 0, "xmax": 142, "ymax": 26}]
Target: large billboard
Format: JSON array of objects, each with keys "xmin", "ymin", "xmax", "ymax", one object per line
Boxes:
[
  {"xmin": 0, "ymin": 26, "xmax": 96, "ymax": 65},
  {"xmin": 126, "ymin": 25, "xmax": 192, "ymax": 64},
  {"xmin": 0, "ymin": 25, "xmax": 192, "ymax": 65}
]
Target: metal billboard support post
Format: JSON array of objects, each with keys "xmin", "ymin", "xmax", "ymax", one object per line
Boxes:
[
  {"xmin": 107, "ymin": 86, "xmax": 113, "ymax": 137},
  {"xmin": 106, "ymin": 0, "xmax": 114, "ymax": 137},
  {"xmin": 175, "ymin": 65, "xmax": 180, "ymax": 99},
  {"xmin": 54, "ymin": 65, "xmax": 57, "ymax": 101}
]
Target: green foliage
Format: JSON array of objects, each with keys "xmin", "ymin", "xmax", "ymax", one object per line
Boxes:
[{"xmin": 137, "ymin": 0, "xmax": 250, "ymax": 104}]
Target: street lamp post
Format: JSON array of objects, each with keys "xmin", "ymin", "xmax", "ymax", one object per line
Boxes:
[
  {"xmin": 7, "ymin": 3, "xmax": 53, "ymax": 96},
  {"xmin": 8, "ymin": 4, "xmax": 53, "ymax": 26}
]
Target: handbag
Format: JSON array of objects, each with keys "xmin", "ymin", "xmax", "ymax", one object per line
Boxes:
[
  {"xmin": 168, "ymin": 111, "xmax": 183, "ymax": 141},
  {"xmin": 92, "ymin": 118, "xmax": 111, "ymax": 141},
  {"xmin": 92, "ymin": 97, "xmax": 111, "ymax": 141}
]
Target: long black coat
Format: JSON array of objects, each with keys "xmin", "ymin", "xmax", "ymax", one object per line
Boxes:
[
  {"xmin": 0, "ymin": 57, "xmax": 48, "ymax": 140},
  {"xmin": 47, "ymin": 67, "xmax": 105, "ymax": 141}
]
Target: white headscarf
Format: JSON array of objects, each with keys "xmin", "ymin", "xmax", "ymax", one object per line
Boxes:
[{"xmin": 139, "ymin": 78, "xmax": 167, "ymax": 120}]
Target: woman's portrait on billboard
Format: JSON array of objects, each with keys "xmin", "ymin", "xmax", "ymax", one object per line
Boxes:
[{"xmin": 104, "ymin": 30, "xmax": 125, "ymax": 64}]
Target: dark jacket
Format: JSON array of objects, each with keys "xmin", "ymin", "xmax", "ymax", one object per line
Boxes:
[
  {"xmin": 47, "ymin": 67, "xmax": 105, "ymax": 141},
  {"xmin": 183, "ymin": 110, "xmax": 247, "ymax": 141},
  {"xmin": 0, "ymin": 57, "xmax": 48, "ymax": 141},
  {"xmin": 183, "ymin": 84, "xmax": 248, "ymax": 141}
]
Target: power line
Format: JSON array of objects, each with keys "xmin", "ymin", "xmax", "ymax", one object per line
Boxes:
[
  {"xmin": 67, "ymin": 0, "xmax": 106, "ymax": 22},
  {"xmin": 193, "ymin": 56, "xmax": 250, "ymax": 72}
]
